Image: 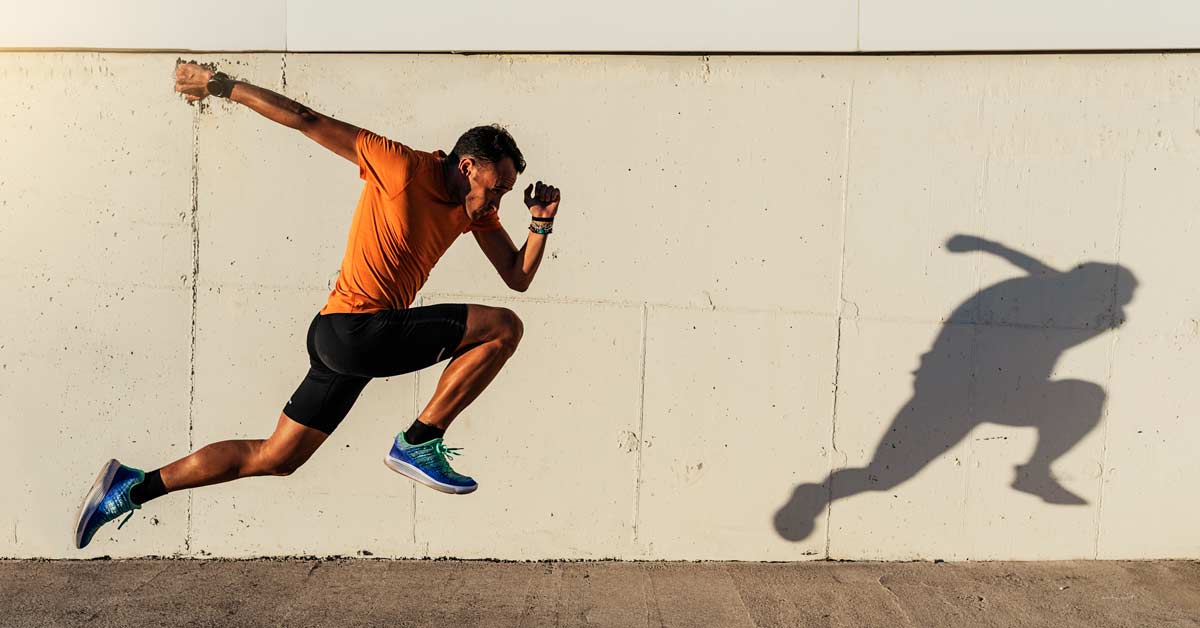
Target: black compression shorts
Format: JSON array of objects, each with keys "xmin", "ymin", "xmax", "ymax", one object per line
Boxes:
[{"xmin": 283, "ymin": 304, "xmax": 469, "ymax": 434}]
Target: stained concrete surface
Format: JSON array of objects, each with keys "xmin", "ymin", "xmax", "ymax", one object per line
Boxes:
[
  {"xmin": 1, "ymin": 559, "xmax": 1197, "ymax": 627},
  {"xmin": 6, "ymin": 52, "xmax": 1200, "ymax": 562}
]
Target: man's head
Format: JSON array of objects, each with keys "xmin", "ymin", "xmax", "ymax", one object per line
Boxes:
[{"xmin": 446, "ymin": 125, "xmax": 526, "ymax": 221}]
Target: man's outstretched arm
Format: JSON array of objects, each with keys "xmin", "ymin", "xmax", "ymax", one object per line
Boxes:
[{"xmin": 175, "ymin": 62, "xmax": 360, "ymax": 164}]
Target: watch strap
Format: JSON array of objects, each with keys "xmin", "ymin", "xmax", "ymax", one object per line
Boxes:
[{"xmin": 207, "ymin": 72, "xmax": 233, "ymax": 98}]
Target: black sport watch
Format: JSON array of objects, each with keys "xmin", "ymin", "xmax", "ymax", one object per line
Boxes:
[{"xmin": 206, "ymin": 71, "xmax": 234, "ymax": 98}]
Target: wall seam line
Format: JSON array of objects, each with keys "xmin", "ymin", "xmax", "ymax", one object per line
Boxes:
[
  {"xmin": 632, "ymin": 303, "xmax": 649, "ymax": 551},
  {"xmin": 964, "ymin": 95, "xmax": 991, "ymax": 558},
  {"xmin": 411, "ymin": 295, "xmax": 423, "ymax": 551},
  {"xmin": 185, "ymin": 100, "xmax": 200, "ymax": 555},
  {"xmin": 825, "ymin": 78, "xmax": 855, "ymax": 560},
  {"xmin": 417, "ymin": 291, "xmax": 836, "ymax": 317},
  {"xmin": 157, "ymin": 285, "xmax": 1141, "ymax": 332},
  {"xmin": 855, "ymin": 0, "xmax": 862, "ymax": 52},
  {"xmin": 13, "ymin": 47, "xmax": 1200, "ymax": 55},
  {"xmin": 1093, "ymin": 155, "xmax": 1129, "ymax": 559}
]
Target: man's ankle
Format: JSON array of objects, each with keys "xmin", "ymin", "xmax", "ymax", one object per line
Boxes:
[
  {"xmin": 129, "ymin": 469, "xmax": 168, "ymax": 505},
  {"xmin": 404, "ymin": 420, "xmax": 445, "ymax": 446}
]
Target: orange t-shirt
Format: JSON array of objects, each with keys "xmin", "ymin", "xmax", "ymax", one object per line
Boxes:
[{"xmin": 320, "ymin": 129, "xmax": 503, "ymax": 314}]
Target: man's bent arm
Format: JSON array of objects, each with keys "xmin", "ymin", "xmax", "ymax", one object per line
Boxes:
[
  {"xmin": 511, "ymin": 231, "xmax": 550, "ymax": 292},
  {"xmin": 474, "ymin": 228, "xmax": 548, "ymax": 293},
  {"xmin": 475, "ymin": 182, "xmax": 561, "ymax": 292}
]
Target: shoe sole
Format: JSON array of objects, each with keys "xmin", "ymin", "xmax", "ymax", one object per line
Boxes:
[
  {"xmin": 74, "ymin": 459, "xmax": 121, "ymax": 549},
  {"xmin": 383, "ymin": 456, "xmax": 476, "ymax": 495}
]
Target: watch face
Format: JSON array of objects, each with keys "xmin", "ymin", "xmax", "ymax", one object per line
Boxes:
[{"xmin": 206, "ymin": 72, "xmax": 227, "ymax": 97}]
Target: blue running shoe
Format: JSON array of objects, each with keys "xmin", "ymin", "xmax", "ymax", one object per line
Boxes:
[
  {"xmin": 74, "ymin": 459, "xmax": 144, "ymax": 549},
  {"xmin": 384, "ymin": 434, "xmax": 477, "ymax": 494}
]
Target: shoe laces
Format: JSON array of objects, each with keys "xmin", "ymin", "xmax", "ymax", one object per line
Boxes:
[{"xmin": 434, "ymin": 441, "xmax": 463, "ymax": 461}]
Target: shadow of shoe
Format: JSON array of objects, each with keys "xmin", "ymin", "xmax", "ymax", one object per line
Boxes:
[{"xmin": 1011, "ymin": 466, "xmax": 1089, "ymax": 505}]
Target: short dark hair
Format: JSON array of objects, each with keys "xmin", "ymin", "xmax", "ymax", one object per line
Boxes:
[{"xmin": 450, "ymin": 125, "xmax": 526, "ymax": 174}]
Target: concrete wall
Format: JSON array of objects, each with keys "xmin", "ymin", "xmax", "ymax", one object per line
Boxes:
[
  {"xmin": 1, "ymin": 52, "xmax": 1198, "ymax": 560},
  {"xmin": 6, "ymin": 1, "xmax": 1200, "ymax": 52}
]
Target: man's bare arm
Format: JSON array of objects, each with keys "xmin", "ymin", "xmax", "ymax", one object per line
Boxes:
[
  {"xmin": 475, "ymin": 182, "xmax": 562, "ymax": 292},
  {"xmin": 174, "ymin": 62, "xmax": 360, "ymax": 164},
  {"xmin": 475, "ymin": 227, "xmax": 549, "ymax": 292}
]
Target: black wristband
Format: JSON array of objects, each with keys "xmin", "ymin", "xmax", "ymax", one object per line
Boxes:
[
  {"xmin": 207, "ymin": 72, "xmax": 234, "ymax": 98},
  {"xmin": 530, "ymin": 215, "xmax": 554, "ymax": 222}
]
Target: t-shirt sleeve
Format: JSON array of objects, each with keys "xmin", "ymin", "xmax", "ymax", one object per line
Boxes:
[
  {"xmin": 356, "ymin": 128, "xmax": 416, "ymax": 196},
  {"xmin": 467, "ymin": 210, "xmax": 504, "ymax": 233}
]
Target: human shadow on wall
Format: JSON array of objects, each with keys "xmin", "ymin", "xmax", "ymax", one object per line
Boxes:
[{"xmin": 774, "ymin": 235, "xmax": 1137, "ymax": 542}]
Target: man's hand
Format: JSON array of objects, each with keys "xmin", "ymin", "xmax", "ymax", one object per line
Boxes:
[
  {"xmin": 524, "ymin": 181, "xmax": 561, "ymax": 219},
  {"xmin": 175, "ymin": 63, "xmax": 215, "ymax": 103}
]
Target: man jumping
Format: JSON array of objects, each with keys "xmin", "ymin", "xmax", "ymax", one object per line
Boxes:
[{"xmin": 74, "ymin": 63, "xmax": 561, "ymax": 549}]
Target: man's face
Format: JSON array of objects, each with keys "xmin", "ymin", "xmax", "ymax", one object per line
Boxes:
[{"xmin": 463, "ymin": 156, "xmax": 518, "ymax": 221}]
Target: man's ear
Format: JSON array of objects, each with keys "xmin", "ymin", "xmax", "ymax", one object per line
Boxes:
[{"xmin": 458, "ymin": 156, "xmax": 474, "ymax": 178}]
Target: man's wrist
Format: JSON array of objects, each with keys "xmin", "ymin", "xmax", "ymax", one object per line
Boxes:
[
  {"xmin": 529, "ymin": 217, "xmax": 553, "ymax": 235},
  {"xmin": 206, "ymin": 71, "xmax": 235, "ymax": 98}
]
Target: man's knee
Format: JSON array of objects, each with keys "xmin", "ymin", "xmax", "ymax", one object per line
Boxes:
[
  {"xmin": 265, "ymin": 457, "xmax": 305, "ymax": 477},
  {"xmin": 253, "ymin": 445, "xmax": 310, "ymax": 477},
  {"xmin": 495, "ymin": 308, "xmax": 523, "ymax": 352}
]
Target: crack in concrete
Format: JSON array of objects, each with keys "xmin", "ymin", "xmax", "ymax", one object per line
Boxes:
[
  {"xmin": 646, "ymin": 566, "xmax": 666, "ymax": 628},
  {"xmin": 877, "ymin": 575, "xmax": 915, "ymax": 627},
  {"xmin": 82, "ymin": 563, "xmax": 172, "ymax": 624},
  {"xmin": 632, "ymin": 303, "xmax": 649, "ymax": 547},
  {"xmin": 1093, "ymin": 154, "xmax": 1130, "ymax": 559},
  {"xmin": 185, "ymin": 99, "xmax": 201, "ymax": 555},
  {"xmin": 726, "ymin": 565, "xmax": 760, "ymax": 628},
  {"xmin": 826, "ymin": 78, "xmax": 856, "ymax": 560},
  {"xmin": 127, "ymin": 563, "xmax": 172, "ymax": 597}
]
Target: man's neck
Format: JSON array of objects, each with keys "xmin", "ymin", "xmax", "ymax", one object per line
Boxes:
[{"xmin": 441, "ymin": 155, "xmax": 466, "ymax": 205}]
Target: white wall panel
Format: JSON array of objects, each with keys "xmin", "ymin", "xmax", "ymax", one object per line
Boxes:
[
  {"xmin": 1, "ymin": 1, "xmax": 286, "ymax": 50},
  {"xmin": 860, "ymin": 0, "xmax": 1200, "ymax": 51},
  {"xmin": 6, "ymin": 0, "xmax": 1200, "ymax": 52},
  {"xmin": 285, "ymin": 0, "xmax": 857, "ymax": 52}
]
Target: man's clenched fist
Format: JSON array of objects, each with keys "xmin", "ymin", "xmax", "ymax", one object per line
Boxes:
[
  {"xmin": 175, "ymin": 63, "xmax": 215, "ymax": 103},
  {"xmin": 524, "ymin": 181, "xmax": 561, "ymax": 220}
]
